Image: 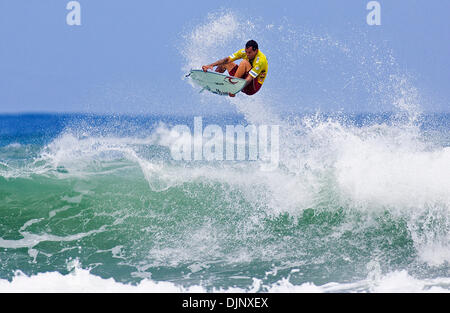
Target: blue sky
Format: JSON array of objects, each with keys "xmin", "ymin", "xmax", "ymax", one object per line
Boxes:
[{"xmin": 0, "ymin": 0, "xmax": 449, "ymax": 114}]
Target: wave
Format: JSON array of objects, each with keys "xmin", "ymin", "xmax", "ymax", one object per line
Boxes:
[{"xmin": 1, "ymin": 113, "xmax": 449, "ymax": 270}]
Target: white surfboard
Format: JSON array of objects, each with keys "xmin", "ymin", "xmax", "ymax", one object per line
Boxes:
[{"xmin": 186, "ymin": 69, "xmax": 246, "ymax": 96}]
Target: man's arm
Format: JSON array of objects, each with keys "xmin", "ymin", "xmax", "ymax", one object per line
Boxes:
[{"xmin": 202, "ymin": 57, "xmax": 231, "ymax": 72}]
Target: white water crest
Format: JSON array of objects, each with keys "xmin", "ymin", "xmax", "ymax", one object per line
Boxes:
[{"xmin": 0, "ymin": 262, "xmax": 448, "ymax": 293}]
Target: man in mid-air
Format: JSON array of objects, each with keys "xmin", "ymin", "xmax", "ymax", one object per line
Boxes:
[{"xmin": 202, "ymin": 40, "xmax": 268, "ymax": 97}]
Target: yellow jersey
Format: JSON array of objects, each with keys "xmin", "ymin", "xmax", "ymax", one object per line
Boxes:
[{"xmin": 228, "ymin": 49, "xmax": 268, "ymax": 85}]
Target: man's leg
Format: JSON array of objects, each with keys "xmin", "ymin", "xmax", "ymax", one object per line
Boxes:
[{"xmin": 233, "ymin": 59, "xmax": 252, "ymax": 78}]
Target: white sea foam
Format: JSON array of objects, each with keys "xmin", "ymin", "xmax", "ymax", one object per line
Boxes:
[
  {"xmin": 0, "ymin": 226, "xmax": 107, "ymax": 249},
  {"xmin": 0, "ymin": 262, "xmax": 448, "ymax": 293}
]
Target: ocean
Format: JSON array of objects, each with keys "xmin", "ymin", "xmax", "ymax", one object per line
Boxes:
[{"xmin": 0, "ymin": 112, "xmax": 449, "ymax": 292}]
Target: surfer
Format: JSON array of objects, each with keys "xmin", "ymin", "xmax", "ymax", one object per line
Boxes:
[{"xmin": 202, "ymin": 40, "xmax": 268, "ymax": 97}]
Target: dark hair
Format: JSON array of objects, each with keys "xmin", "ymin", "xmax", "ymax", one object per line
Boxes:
[{"xmin": 245, "ymin": 40, "xmax": 258, "ymax": 51}]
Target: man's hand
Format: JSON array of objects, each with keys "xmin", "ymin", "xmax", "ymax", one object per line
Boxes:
[
  {"xmin": 202, "ymin": 57, "xmax": 230, "ymax": 72},
  {"xmin": 202, "ymin": 65, "xmax": 213, "ymax": 72}
]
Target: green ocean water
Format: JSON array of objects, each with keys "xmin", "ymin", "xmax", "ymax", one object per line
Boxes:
[{"xmin": 0, "ymin": 113, "xmax": 449, "ymax": 292}]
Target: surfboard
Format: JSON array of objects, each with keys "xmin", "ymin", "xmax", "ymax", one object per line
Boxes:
[{"xmin": 186, "ymin": 69, "xmax": 246, "ymax": 96}]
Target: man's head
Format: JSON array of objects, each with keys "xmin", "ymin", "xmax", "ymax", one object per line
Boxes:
[{"xmin": 245, "ymin": 40, "xmax": 259, "ymax": 60}]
